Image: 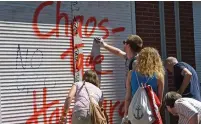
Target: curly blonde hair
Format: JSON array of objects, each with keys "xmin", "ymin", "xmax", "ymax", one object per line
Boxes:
[{"xmin": 135, "ymin": 47, "xmax": 165, "ymax": 80}]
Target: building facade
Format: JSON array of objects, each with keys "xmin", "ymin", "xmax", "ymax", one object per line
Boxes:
[{"xmin": 0, "ymin": 1, "xmax": 199, "ymax": 124}]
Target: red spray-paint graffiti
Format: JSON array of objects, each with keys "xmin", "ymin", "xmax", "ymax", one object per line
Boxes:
[
  {"xmin": 32, "ymin": 1, "xmax": 125, "ymax": 39},
  {"xmin": 26, "ymin": 88, "xmax": 60, "ymax": 124},
  {"xmin": 30, "ymin": 1, "xmax": 126, "ymax": 123},
  {"xmin": 32, "ymin": 1, "xmax": 125, "ymax": 76},
  {"xmin": 60, "ymin": 41, "xmax": 113, "ymax": 75},
  {"xmin": 26, "ymin": 88, "xmax": 124, "ymax": 124}
]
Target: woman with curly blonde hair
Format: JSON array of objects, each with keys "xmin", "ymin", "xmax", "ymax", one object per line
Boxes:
[{"xmin": 123, "ymin": 47, "xmax": 165, "ymax": 123}]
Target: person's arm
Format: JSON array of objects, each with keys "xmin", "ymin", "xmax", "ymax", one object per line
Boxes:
[
  {"xmin": 124, "ymin": 71, "xmax": 132, "ymax": 116},
  {"xmin": 99, "ymin": 93, "xmax": 104, "ymax": 107},
  {"xmin": 178, "ymin": 68, "xmax": 192, "ymax": 95},
  {"xmin": 189, "ymin": 113, "xmax": 199, "ymax": 124},
  {"xmin": 59, "ymin": 84, "xmax": 77, "ymax": 123},
  {"xmin": 157, "ymin": 77, "xmax": 164, "ymax": 105},
  {"xmin": 62, "ymin": 84, "xmax": 77, "ymax": 116},
  {"xmin": 94, "ymin": 37, "xmax": 126, "ymax": 59}
]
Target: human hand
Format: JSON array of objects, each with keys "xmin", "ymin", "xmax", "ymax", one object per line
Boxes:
[
  {"xmin": 59, "ymin": 116, "xmax": 67, "ymax": 124},
  {"xmin": 94, "ymin": 37, "xmax": 105, "ymax": 47},
  {"xmin": 121, "ymin": 115, "xmax": 129, "ymax": 124}
]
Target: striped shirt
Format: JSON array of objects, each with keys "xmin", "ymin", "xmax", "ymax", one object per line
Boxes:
[{"xmin": 175, "ymin": 98, "xmax": 201, "ymax": 124}]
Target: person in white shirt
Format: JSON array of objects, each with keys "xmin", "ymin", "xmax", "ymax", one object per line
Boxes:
[
  {"xmin": 164, "ymin": 91, "xmax": 201, "ymax": 124},
  {"xmin": 59, "ymin": 70, "xmax": 103, "ymax": 124}
]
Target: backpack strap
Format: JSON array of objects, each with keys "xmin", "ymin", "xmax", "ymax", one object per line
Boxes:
[
  {"xmin": 84, "ymin": 81, "xmax": 93, "ymax": 104},
  {"xmin": 135, "ymin": 71, "xmax": 152, "ymax": 87},
  {"xmin": 84, "ymin": 81, "xmax": 103, "ymax": 106}
]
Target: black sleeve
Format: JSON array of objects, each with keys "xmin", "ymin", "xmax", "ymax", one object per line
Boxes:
[{"xmin": 129, "ymin": 58, "xmax": 135, "ymax": 70}]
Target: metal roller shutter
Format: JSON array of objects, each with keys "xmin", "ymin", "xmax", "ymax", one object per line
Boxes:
[
  {"xmin": 71, "ymin": 2, "xmax": 135, "ymax": 123},
  {"xmin": 0, "ymin": 1, "xmax": 73, "ymax": 124},
  {"xmin": 0, "ymin": 1, "xmax": 136, "ymax": 124},
  {"xmin": 193, "ymin": 2, "xmax": 201, "ymax": 82}
]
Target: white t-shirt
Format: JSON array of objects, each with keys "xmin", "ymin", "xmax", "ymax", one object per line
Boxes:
[
  {"xmin": 175, "ymin": 98, "xmax": 201, "ymax": 124},
  {"xmin": 73, "ymin": 81, "xmax": 103, "ymax": 112}
]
